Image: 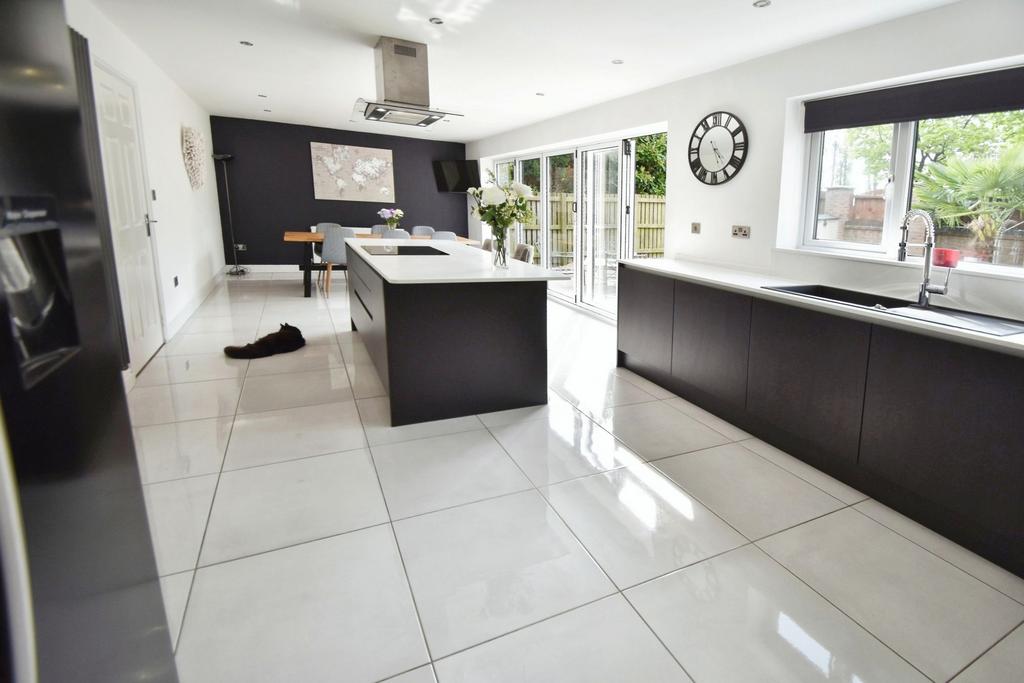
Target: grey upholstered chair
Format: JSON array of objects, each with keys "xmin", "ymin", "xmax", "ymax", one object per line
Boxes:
[
  {"xmin": 370, "ymin": 224, "xmax": 387, "ymax": 235},
  {"xmin": 320, "ymin": 225, "xmax": 356, "ymax": 297},
  {"xmin": 513, "ymin": 243, "xmax": 534, "ymax": 263},
  {"xmin": 313, "ymin": 222, "xmax": 340, "ymax": 260},
  {"xmin": 383, "ymin": 228, "xmax": 410, "ymax": 239},
  {"xmin": 432, "ymin": 231, "xmax": 457, "ymax": 240},
  {"xmin": 411, "ymin": 225, "xmax": 435, "ymax": 236},
  {"xmin": 481, "ymin": 238, "xmax": 493, "ymax": 252}
]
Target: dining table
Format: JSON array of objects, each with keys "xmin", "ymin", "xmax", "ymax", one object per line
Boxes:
[{"xmin": 282, "ymin": 230, "xmax": 480, "ymax": 297}]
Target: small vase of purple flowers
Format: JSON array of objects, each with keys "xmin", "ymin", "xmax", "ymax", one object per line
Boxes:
[{"xmin": 378, "ymin": 207, "xmax": 404, "ymax": 230}]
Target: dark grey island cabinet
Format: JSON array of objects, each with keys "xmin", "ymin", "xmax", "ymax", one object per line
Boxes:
[
  {"xmin": 347, "ymin": 240, "xmax": 564, "ymax": 427},
  {"xmin": 616, "ymin": 262, "xmax": 1024, "ymax": 576}
]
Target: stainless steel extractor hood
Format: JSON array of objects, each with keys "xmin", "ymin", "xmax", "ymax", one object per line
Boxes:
[{"xmin": 354, "ymin": 36, "xmax": 460, "ymax": 127}]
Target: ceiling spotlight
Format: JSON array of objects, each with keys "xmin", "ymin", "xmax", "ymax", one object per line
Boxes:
[
  {"xmin": 535, "ymin": 92, "xmax": 545, "ymax": 96},
  {"xmin": 611, "ymin": 59, "xmax": 624, "ymax": 65},
  {"xmin": 428, "ymin": 17, "xmax": 444, "ymax": 25},
  {"xmin": 263, "ymin": 109, "xmax": 272, "ymax": 112},
  {"xmin": 257, "ymin": 93, "xmax": 268, "ymax": 98},
  {"xmin": 753, "ymin": 0, "xmax": 771, "ymax": 7},
  {"xmin": 239, "ymin": 40, "xmax": 254, "ymax": 46}
]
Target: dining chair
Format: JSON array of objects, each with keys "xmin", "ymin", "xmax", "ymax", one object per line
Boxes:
[
  {"xmin": 411, "ymin": 225, "xmax": 435, "ymax": 237},
  {"xmin": 313, "ymin": 222, "xmax": 340, "ymax": 282},
  {"xmin": 513, "ymin": 243, "xmax": 534, "ymax": 263},
  {"xmin": 432, "ymin": 231, "xmax": 457, "ymax": 240},
  {"xmin": 383, "ymin": 228, "xmax": 410, "ymax": 239},
  {"xmin": 481, "ymin": 238, "xmax": 493, "ymax": 252},
  {"xmin": 320, "ymin": 225, "xmax": 357, "ymax": 297},
  {"xmin": 371, "ymin": 224, "xmax": 387, "ymax": 235}
]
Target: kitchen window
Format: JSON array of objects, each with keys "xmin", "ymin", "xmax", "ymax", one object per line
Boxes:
[{"xmin": 802, "ymin": 67, "xmax": 1024, "ymax": 271}]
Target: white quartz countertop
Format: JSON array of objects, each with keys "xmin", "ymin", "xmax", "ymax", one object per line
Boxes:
[
  {"xmin": 620, "ymin": 257, "xmax": 1024, "ymax": 358},
  {"xmin": 347, "ymin": 238, "xmax": 569, "ymax": 285}
]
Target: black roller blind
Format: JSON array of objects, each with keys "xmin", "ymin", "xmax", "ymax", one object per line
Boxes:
[{"xmin": 804, "ymin": 66, "xmax": 1024, "ymax": 133}]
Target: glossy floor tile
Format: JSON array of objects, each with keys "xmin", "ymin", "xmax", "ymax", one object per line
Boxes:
[
  {"xmin": 434, "ymin": 595, "xmax": 690, "ymax": 682},
  {"xmin": 127, "ymin": 379, "xmax": 242, "ymax": 426},
  {"xmin": 952, "ymin": 624, "xmax": 1024, "ymax": 682},
  {"xmin": 627, "ymin": 545, "xmax": 929, "ymax": 682},
  {"xmin": 654, "ymin": 443, "xmax": 845, "ymax": 540},
  {"xmin": 541, "ymin": 466, "xmax": 746, "ymax": 588},
  {"xmin": 143, "ymin": 474, "xmax": 218, "ymax": 576},
  {"xmin": 133, "ymin": 417, "xmax": 232, "ymax": 484},
  {"xmin": 854, "ymin": 499, "xmax": 1024, "ymax": 604},
  {"xmin": 143, "ymin": 280, "xmax": 1021, "ymax": 681},
  {"xmin": 758, "ymin": 508, "xmax": 1024, "ymax": 681},
  {"xmin": 244, "ymin": 344, "xmax": 344, "ymax": 377},
  {"xmin": 663, "ymin": 396, "xmax": 751, "ymax": 442},
  {"xmin": 357, "ymin": 396, "xmax": 482, "ymax": 446},
  {"xmin": 224, "ymin": 400, "xmax": 366, "ymax": 470},
  {"xmin": 393, "ymin": 490, "xmax": 615, "ymax": 657},
  {"xmin": 489, "ymin": 407, "xmax": 644, "ymax": 486},
  {"xmin": 159, "ymin": 571, "xmax": 192, "ymax": 650},
  {"xmin": 200, "ymin": 449, "xmax": 388, "ymax": 565},
  {"xmin": 176, "ymin": 527, "xmax": 428, "ymax": 683},
  {"xmin": 371, "ymin": 430, "xmax": 532, "ymax": 519},
  {"xmin": 237, "ymin": 367, "xmax": 353, "ymax": 414},
  {"xmin": 739, "ymin": 437, "xmax": 867, "ymax": 505},
  {"xmin": 594, "ymin": 400, "xmax": 730, "ymax": 461}
]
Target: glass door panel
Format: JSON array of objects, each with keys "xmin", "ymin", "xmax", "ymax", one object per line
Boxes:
[
  {"xmin": 518, "ymin": 158, "xmax": 542, "ymax": 265},
  {"xmin": 631, "ymin": 133, "xmax": 667, "ymax": 259},
  {"xmin": 580, "ymin": 146, "xmax": 620, "ymax": 312},
  {"xmin": 546, "ymin": 152, "xmax": 576, "ymax": 299}
]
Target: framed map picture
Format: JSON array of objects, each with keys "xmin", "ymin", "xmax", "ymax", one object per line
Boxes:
[{"xmin": 309, "ymin": 141, "xmax": 396, "ymax": 202}]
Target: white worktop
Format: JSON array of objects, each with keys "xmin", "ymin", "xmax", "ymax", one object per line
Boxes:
[
  {"xmin": 347, "ymin": 238, "xmax": 569, "ymax": 285},
  {"xmin": 620, "ymin": 257, "xmax": 1024, "ymax": 358}
]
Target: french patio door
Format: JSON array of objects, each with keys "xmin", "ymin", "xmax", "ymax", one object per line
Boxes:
[
  {"xmin": 579, "ymin": 144, "xmax": 627, "ymax": 313},
  {"xmin": 544, "ymin": 151, "xmax": 578, "ymax": 301}
]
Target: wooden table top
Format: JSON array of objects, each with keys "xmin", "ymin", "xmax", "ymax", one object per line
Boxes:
[{"xmin": 283, "ymin": 231, "xmax": 478, "ymax": 245}]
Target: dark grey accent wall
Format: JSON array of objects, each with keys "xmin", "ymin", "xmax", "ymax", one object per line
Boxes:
[{"xmin": 209, "ymin": 116, "xmax": 468, "ymax": 264}]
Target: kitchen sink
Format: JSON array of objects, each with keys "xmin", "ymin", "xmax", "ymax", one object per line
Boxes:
[
  {"xmin": 765, "ymin": 284, "xmax": 1024, "ymax": 337},
  {"xmin": 763, "ymin": 284, "xmax": 912, "ymax": 310}
]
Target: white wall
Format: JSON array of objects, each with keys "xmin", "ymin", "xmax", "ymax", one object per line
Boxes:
[
  {"xmin": 65, "ymin": 0, "xmax": 225, "ymax": 342},
  {"xmin": 468, "ymin": 0, "xmax": 1024, "ymax": 319}
]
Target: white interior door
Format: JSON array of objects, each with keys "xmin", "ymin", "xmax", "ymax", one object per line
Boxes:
[{"xmin": 93, "ymin": 65, "xmax": 164, "ymax": 370}]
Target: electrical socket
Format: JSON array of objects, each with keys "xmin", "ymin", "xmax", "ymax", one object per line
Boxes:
[
  {"xmin": 691, "ymin": 222, "xmax": 701, "ymax": 234},
  {"xmin": 173, "ymin": 276, "xmax": 179, "ymax": 287},
  {"xmin": 731, "ymin": 225, "xmax": 751, "ymax": 239},
  {"xmin": 235, "ymin": 243, "xmax": 247, "ymax": 251}
]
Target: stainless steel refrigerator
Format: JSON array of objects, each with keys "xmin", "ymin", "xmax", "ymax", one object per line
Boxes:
[{"xmin": 0, "ymin": 0, "xmax": 177, "ymax": 680}]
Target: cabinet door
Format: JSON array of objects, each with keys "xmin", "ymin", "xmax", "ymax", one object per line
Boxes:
[
  {"xmin": 860, "ymin": 325, "xmax": 1024, "ymax": 573},
  {"xmin": 617, "ymin": 265, "xmax": 674, "ymax": 384},
  {"xmin": 747, "ymin": 300, "xmax": 871, "ymax": 473},
  {"xmin": 670, "ymin": 281, "xmax": 751, "ymax": 418}
]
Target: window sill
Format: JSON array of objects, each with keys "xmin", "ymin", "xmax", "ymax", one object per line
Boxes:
[{"xmin": 777, "ymin": 245, "xmax": 1024, "ymax": 284}]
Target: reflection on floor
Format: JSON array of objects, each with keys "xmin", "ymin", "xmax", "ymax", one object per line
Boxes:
[{"xmin": 128, "ymin": 273, "xmax": 1024, "ymax": 683}]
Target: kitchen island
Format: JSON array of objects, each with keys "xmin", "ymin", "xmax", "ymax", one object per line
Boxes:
[{"xmin": 345, "ymin": 239, "xmax": 567, "ymax": 426}]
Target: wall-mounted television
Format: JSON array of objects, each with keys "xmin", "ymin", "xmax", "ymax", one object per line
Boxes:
[{"xmin": 433, "ymin": 160, "xmax": 481, "ymax": 193}]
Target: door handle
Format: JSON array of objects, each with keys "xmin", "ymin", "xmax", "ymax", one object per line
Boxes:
[{"xmin": 144, "ymin": 213, "xmax": 158, "ymax": 236}]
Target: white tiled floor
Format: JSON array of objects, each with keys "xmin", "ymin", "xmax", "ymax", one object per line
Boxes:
[{"xmin": 130, "ymin": 276, "xmax": 1024, "ymax": 682}]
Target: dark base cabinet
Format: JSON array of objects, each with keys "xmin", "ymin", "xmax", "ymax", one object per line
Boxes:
[
  {"xmin": 617, "ymin": 264, "xmax": 674, "ymax": 385},
  {"xmin": 860, "ymin": 326, "xmax": 1024, "ymax": 574},
  {"xmin": 670, "ymin": 281, "xmax": 751, "ymax": 423},
  {"xmin": 616, "ymin": 263, "xmax": 1024, "ymax": 577},
  {"xmin": 747, "ymin": 300, "xmax": 871, "ymax": 477}
]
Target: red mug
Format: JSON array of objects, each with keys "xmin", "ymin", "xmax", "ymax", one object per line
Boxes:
[{"xmin": 932, "ymin": 248, "xmax": 960, "ymax": 268}]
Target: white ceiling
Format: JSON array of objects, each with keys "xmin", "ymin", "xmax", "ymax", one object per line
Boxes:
[{"xmin": 92, "ymin": 0, "xmax": 959, "ymax": 143}]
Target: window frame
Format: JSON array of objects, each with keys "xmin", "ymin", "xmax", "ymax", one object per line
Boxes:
[
  {"xmin": 801, "ymin": 107, "xmax": 1024, "ymax": 276},
  {"xmin": 801, "ymin": 121, "xmax": 916, "ymax": 256}
]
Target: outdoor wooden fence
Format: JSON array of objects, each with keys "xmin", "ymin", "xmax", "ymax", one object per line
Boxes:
[{"xmin": 518, "ymin": 193, "xmax": 665, "ymax": 264}]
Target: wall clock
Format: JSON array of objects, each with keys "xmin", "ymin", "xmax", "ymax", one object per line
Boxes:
[{"xmin": 688, "ymin": 111, "xmax": 747, "ymax": 185}]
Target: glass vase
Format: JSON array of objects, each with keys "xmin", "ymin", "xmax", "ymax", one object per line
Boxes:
[{"xmin": 492, "ymin": 232, "xmax": 509, "ymax": 269}]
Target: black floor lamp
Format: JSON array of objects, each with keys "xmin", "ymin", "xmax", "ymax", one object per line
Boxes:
[{"xmin": 213, "ymin": 153, "xmax": 247, "ymax": 276}]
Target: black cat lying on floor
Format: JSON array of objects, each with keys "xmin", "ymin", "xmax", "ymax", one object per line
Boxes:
[{"xmin": 224, "ymin": 323, "xmax": 306, "ymax": 359}]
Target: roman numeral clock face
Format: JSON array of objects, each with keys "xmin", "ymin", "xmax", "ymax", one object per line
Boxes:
[{"xmin": 688, "ymin": 111, "xmax": 748, "ymax": 185}]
